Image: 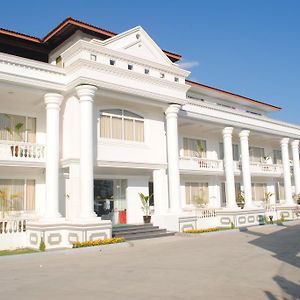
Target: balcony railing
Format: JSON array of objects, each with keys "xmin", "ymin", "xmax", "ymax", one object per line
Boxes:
[
  {"xmin": 250, "ymin": 162, "xmax": 283, "ymax": 174},
  {"xmin": 179, "ymin": 157, "xmax": 223, "ymax": 172},
  {"xmin": 0, "ymin": 141, "xmax": 45, "ymax": 163}
]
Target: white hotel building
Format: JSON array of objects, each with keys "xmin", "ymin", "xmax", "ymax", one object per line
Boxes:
[{"xmin": 0, "ymin": 18, "xmax": 299, "ymax": 249}]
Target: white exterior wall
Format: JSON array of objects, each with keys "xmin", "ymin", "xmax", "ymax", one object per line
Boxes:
[{"xmin": 0, "ymin": 23, "xmax": 300, "ymax": 249}]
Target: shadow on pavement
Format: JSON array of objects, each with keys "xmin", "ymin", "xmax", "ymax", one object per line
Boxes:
[
  {"xmin": 264, "ymin": 276, "xmax": 300, "ymax": 300},
  {"xmin": 242, "ymin": 224, "xmax": 300, "ymax": 268},
  {"xmin": 242, "ymin": 224, "xmax": 300, "ymax": 299}
]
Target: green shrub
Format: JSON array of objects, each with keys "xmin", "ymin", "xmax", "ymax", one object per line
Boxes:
[{"xmin": 39, "ymin": 238, "xmax": 46, "ymax": 252}]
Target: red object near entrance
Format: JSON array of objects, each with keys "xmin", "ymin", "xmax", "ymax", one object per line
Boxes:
[{"xmin": 118, "ymin": 210, "xmax": 127, "ymax": 224}]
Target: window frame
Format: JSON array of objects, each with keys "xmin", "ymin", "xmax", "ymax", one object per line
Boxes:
[
  {"xmin": 99, "ymin": 109, "xmax": 145, "ymax": 143},
  {"xmin": 185, "ymin": 181, "xmax": 209, "ymax": 206},
  {"xmin": 0, "ymin": 179, "xmax": 35, "ymax": 213},
  {"xmin": 0, "ymin": 113, "xmax": 36, "ymax": 143}
]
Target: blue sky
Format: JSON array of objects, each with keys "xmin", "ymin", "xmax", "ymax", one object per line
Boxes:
[{"xmin": 1, "ymin": 0, "xmax": 299, "ymax": 123}]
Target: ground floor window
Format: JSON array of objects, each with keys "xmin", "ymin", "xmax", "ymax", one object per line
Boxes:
[
  {"xmin": 185, "ymin": 182, "xmax": 208, "ymax": 206},
  {"xmin": 221, "ymin": 182, "xmax": 241, "ymax": 206},
  {"xmin": 0, "ymin": 179, "xmax": 35, "ymax": 216},
  {"xmin": 251, "ymin": 183, "xmax": 267, "ymax": 202},
  {"xmin": 94, "ymin": 179, "xmax": 127, "ymax": 224}
]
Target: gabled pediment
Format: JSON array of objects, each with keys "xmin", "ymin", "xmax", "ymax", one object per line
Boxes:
[{"xmin": 95, "ymin": 26, "xmax": 174, "ymax": 66}]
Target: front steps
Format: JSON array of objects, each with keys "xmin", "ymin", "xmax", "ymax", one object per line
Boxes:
[{"xmin": 112, "ymin": 224, "xmax": 175, "ymax": 241}]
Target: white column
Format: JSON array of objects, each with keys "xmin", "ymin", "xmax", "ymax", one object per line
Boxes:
[
  {"xmin": 223, "ymin": 127, "xmax": 238, "ymax": 209},
  {"xmin": 44, "ymin": 93, "xmax": 63, "ymax": 219},
  {"xmin": 153, "ymin": 169, "xmax": 169, "ymax": 215},
  {"xmin": 291, "ymin": 140, "xmax": 300, "ymax": 196},
  {"xmin": 165, "ymin": 104, "xmax": 181, "ymax": 212},
  {"xmin": 280, "ymin": 138, "xmax": 293, "ymax": 205},
  {"xmin": 239, "ymin": 130, "xmax": 253, "ymax": 208},
  {"xmin": 76, "ymin": 85, "xmax": 98, "ymax": 219}
]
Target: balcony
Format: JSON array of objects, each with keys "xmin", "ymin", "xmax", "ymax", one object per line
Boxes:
[
  {"xmin": 249, "ymin": 161, "xmax": 283, "ymax": 176},
  {"xmin": 179, "ymin": 156, "xmax": 223, "ymax": 173},
  {"xmin": 0, "ymin": 141, "xmax": 45, "ymax": 165}
]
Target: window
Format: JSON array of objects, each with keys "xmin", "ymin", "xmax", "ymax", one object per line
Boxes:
[
  {"xmin": 144, "ymin": 69, "xmax": 149, "ymax": 75},
  {"xmin": 110, "ymin": 59, "xmax": 116, "ymax": 66},
  {"xmin": 275, "ymin": 181, "xmax": 284, "ymax": 203},
  {"xmin": 128, "ymin": 64, "xmax": 133, "ymax": 70},
  {"xmin": 99, "ymin": 109, "xmax": 144, "ymax": 142},
  {"xmin": 221, "ymin": 182, "xmax": 241, "ymax": 206},
  {"xmin": 183, "ymin": 138, "xmax": 206, "ymax": 158},
  {"xmin": 217, "ymin": 103, "xmax": 236, "ymax": 110},
  {"xmin": 0, "ymin": 179, "xmax": 35, "ymax": 213},
  {"xmin": 90, "ymin": 54, "xmax": 97, "ymax": 61},
  {"xmin": 219, "ymin": 143, "xmax": 239, "ymax": 161},
  {"xmin": 0, "ymin": 113, "xmax": 36, "ymax": 142},
  {"xmin": 273, "ymin": 150, "xmax": 282, "ymax": 164},
  {"xmin": 174, "ymin": 77, "xmax": 179, "ymax": 82},
  {"xmin": 251, "ymin": 183, "xmax": 267, "ymax": 202},
  {"xmin": 185, "ymin": 182, "xmax": 209, "ymax": 206},
  {"xmin": 249, "ymin": 147, "xmax": 264, "ymax": 163}
]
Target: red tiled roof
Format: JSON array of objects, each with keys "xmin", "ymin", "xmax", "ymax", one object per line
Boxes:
[
  {"xmin": 186, "ymin": 79, "xmax": 281, "ymax": 111},
  {"xmin": 0, "ymin": 17, "xmax": 182, "ymax": 62}
]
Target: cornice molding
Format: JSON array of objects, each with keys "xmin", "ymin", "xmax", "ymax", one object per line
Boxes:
[{"xmin": 61, "ymin": 40, "xmax": 189, "ymax": 77}]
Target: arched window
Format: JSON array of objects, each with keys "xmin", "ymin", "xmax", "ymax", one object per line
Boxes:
[{"xmin": 99, "ymin": 109, "xmax": 144, "ymax": 142}]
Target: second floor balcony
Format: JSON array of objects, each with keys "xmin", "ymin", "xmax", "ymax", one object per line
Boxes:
[
  {"xmin": 179, "ymin": 155, "xmax": 285, "ymax": 177},
  {"xmin": 0, "ymin": 141, "xmax": 45, "ymax": 165},
  {"xmin": 179, "ymin": 156, "xmax": 224, "ymax": 173}
]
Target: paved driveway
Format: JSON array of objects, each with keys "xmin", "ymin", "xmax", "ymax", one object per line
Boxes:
[{"xmin": 1, "ymin": 221, "xmax": 300, "ymax": 300}]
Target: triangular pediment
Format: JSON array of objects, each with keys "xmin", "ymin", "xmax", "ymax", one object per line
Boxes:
[{"xmin": 98, "ymin": 26, "xmax": 173, "ymax": 66}]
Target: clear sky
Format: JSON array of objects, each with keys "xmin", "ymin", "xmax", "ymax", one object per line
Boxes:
[{"xmin": 1, "ymin": 0, "xmax": 299, "ymax": 124}]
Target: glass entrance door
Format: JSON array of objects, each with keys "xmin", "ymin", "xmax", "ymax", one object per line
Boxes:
[{"xmin": 94, "ymin": 179, "xmax": 127, "ymax": 224}]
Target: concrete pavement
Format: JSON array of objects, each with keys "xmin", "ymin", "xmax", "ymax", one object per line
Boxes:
[{"xmin": 1, "ymin": 221, "xmax": 300, "ymax": 300}]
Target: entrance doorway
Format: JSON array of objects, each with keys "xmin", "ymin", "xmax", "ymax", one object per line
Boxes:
[{"xmin": 94, "ymin": 179, "xmax": 127, "ymax": 224}]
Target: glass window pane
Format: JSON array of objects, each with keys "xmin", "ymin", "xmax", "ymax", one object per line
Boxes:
[
  {"xmin": 111, "ymin": 117, "xmax": 122, "ymax": 139},
  {"xmin": 26, "ymin": 180, "xmax": 35, "ymax": 211},
  {"xmin": 124, "ymin": 119, "xmax": 134, "ymax": 141},
  {"xmin": 27, "ymin": 117, "xmax": 36, "ymax": 143},
  {"xmin": 100, "ymin": 115, "xmax": 111, "ymax": 138},
  {"xmin": 0, "ymin": 114, "xmax": 10, "ymax": 140},
  {"xmin": 135, "ymin": 120, "xmax": 144, "ymax": 142},
  {"xmin": 123, "ymin": 110, "xmax": 143, "ymax": 119},
  {"xmin": 102, "ymin": 109, "xmax": 122, "ymax": 116}
]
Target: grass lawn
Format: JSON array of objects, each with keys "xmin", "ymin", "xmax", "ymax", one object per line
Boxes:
[{"xmin": 0, "ymin": 248, "xmax": 38, "ymax": 256}]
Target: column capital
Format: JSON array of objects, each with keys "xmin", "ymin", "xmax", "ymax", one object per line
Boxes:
[
  {"xmin": 165, "ymin": 103, "xmax": 181, "ymax": 118},
  {"xmin": 280, "ymin": 138, "xmax": 290, "ymax": 145},
  {"xmin": 222, "ymin": 127, "xmax": 233, "ymax": 137},
  {"xmin": 239, "ymin": 130, "xmax": 250, "ymax": 139},
  {"xmin": 44, "ymin": 93, "xmax": 63, "ymax": 109},
  {"xmin": 291, "ymin": 139, "xmax": 300, "ymax": 148},
  {"xmin": 76, "ymin": 85, "xmax": 98, "ymax": 102}
]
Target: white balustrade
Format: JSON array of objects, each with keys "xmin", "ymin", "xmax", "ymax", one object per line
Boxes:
[
  {"xmin": 0, "ymin": 141, "xmax": 45, "ymax": 162},
  {"xmin": 180, "ymin": 157, "xmax": 223, "ymax": 171},
  {"xmin": 195, "ymin": 208, "xmax": 217, "ymax": 219},
  {"xmin": 250, "ymin": 162, "xmax": 283, "ymax": 174},
  {"xmin": 0, "ymin": 218, "xmax": 27, "ymax": 234}
]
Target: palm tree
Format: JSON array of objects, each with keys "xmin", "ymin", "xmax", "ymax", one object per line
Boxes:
[{"xmin": 0, "ymin": 188, "xmax": 19, "ymax": 219}]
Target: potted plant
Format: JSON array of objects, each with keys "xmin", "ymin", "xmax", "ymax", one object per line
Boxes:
[
  {"xmin": 262, "ymin": 154, "xmax": 271, "ymax": 163},
  {"xmin": 196, "ymin": 140, "xmax": 205, "ymax": 158},
  {"xmin": 264, "ymin": 192, "xmax": 273, "ymax": 205},
  {"xmin": 139, "ymin": 192, "xmax": 152, "ymax": 223},
  {"xmin": 236, "ymin": 191, "xmax": 245, "ymax": 209},
  {"xmin": 292, "ymin": 193, "xmax": 300, "ymax": 204},
  {"xmin": 4, "ymin": 115, "xmax": 26, "ymax": 157}
]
